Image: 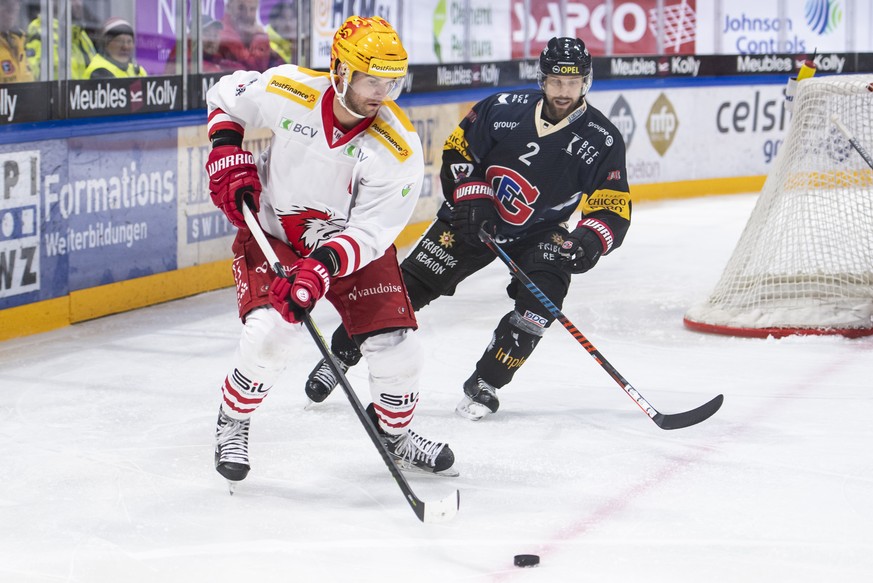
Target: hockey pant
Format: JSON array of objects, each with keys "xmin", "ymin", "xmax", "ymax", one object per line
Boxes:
[
  {"xmin": 326, "ymin": 216, "xmax": 495, "ymax": 364},
  {"xmin": 220, "ymin": 307, "xmax": 421, "ymax": 435}
]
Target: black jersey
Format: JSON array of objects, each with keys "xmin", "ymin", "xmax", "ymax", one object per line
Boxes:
[{"xmin": 439, "ymin": 89, "xmax": 631, "ymax": 251}]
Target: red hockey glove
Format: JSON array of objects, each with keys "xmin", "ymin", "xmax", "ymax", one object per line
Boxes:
[
  {"xmin": 559, "ymin": 221, "xmax": 611, "ymax": 274},
  {"xmin": 206, "ymin": 145, "xmax": 261, "ymax": 229},
  {"xmin": 450, "ymin": 180, "xmax": 498, "ymax": 245},
  {"xmin": 268, "ymin": 258, "xmax": 332, "ymax": 324}
]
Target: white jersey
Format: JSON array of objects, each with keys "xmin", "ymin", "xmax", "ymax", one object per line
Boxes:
[{"xmin": 206, "ymin": 65, "xmax": 424, "ymax": 277}]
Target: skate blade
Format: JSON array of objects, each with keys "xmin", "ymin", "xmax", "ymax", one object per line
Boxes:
[
  {"xmin": 227, "ymin": 481, "xmax": 236, "ymax": 495},
  {"xmin": 395, "ymin": 460, "xmax": 460, "ymax": 478},
  {"xmin": 304, "ymin": 393, "xmax": 333, "ymax": 410},
  {"xmin": 454, "ymin": 396, "xmax": 493, "ymax": 421}
]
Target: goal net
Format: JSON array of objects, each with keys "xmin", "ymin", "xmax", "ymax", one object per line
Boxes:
[{"xmin": 684, "ymin": 74, "xmax": 873, "ymax": 338}]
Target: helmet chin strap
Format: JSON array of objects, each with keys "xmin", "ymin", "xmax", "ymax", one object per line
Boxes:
[{"xmin": 330, "ymin": 66, "xmax": 367, "ymax": 120}]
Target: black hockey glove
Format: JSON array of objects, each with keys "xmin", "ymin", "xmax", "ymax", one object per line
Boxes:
[
  {"xmin": 450, "ymin": 180, "xmax": 498, "ymax": 246},
  {"xmin": 559, "ymin": 224, "xmax": 608, "ymax": 274}
]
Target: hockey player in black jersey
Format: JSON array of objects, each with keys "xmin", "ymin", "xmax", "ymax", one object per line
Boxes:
[{"xmin": 304, "ymin": 37, "xmax": 631, "ymax": 420}]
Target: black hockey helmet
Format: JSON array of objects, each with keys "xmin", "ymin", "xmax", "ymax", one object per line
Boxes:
[{"xmin": 538, "ymin": 37, "xmax": 592, "ymax": 96}]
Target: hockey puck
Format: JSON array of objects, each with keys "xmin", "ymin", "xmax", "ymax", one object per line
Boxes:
[{"xmin": 513, "ymin": 554, "xmax": 540, "ymax": 568}]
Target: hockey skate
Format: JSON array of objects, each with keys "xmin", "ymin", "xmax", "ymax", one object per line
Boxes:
[
  {"xmin": 455, "ymin": 373, "xmax": 499, "ymax": 421},
  {"xmin": 214, "ymin": 408, "xmax": 251, "ymax": 492},
  {"xmin": 367, "ymin": 404, "xmax": 458, "ymax": 477},
  {"xmin": 304, "ymin": 358, "xmax": 346, "ymax": 405}
]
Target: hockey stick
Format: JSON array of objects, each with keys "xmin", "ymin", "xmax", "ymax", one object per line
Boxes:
[
  {"xmin": 479, "ymin": 229, "xmax": 723, "ymax": 430},
  {"xmin": 241, "ymin": 203, "xmax": 459, "ymax": 523},
  {"xmin": 831, "ymin": 115, "xmax": 873, "ymax": 171}
]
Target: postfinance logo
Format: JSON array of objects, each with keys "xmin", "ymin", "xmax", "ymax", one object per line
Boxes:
[
  {"xmin": 805, "ymin": 0, "xmax": 842, "ymax": 35},
  {"xmin": 368, "ymin": 121, "xmax": 412, "ymax": 162},
  {"xmin": 266, "ymin": 75, "xmax": 320, "ymax": 108}
]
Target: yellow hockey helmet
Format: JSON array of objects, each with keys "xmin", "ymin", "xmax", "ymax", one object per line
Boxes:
[{"xmin": 330, "ymin": 16, "xmax": 408, "ymax": 79}]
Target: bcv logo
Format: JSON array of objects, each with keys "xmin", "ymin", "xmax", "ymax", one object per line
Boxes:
[{"xmin": 280, "ymin": 117, "xmax": 319, "ymax": 138}]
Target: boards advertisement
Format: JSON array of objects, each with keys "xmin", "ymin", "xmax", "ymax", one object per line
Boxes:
[{"xmin": 0, "ymin": 130, "xmax": 178, "ymax": 310}]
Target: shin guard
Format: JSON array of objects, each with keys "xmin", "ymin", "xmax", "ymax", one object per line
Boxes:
[
  {"xmin": 221, "ymin": 308, "xmax": 301, "ymax": 419},
  {"xmin": 360, "ymin": 329, "xmax": 421, "ymax": 435},
  {"xmin": 475, "ymin": 311, "xmax": 543, "ymax": 388}
]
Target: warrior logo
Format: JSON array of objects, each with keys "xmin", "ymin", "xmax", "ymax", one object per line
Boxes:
[{"xmin": 278, "ymin": 206, "xmax": 345, "ymax": 256}]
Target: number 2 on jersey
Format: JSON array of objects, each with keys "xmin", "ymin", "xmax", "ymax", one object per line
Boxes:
[{"xmin": 518, "ymin": 142, "xmax": 540, "ymax": 166}]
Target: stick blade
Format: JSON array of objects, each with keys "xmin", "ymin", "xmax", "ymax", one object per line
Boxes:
[
  {"xmin": 415, "ymin": 489, "xmax": 460, "ymax": 524},
  {"xmin": 653, "ymin": 394, "xmax": 724, "ymax": 430}
]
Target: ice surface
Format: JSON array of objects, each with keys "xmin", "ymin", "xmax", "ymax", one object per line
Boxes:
[{"xmin": 2, "ymin": 194, "xmax": 872, "ymax": 582}]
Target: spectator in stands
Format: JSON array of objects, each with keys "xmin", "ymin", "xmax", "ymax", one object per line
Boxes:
[
  {"xmin": 84, "ymin": 17, "xmax": 147, "ymax": 79},
  {"xmin": 1, "ymin": 0, "xmax": 34, "ymax": 83},
  {"xmin": 202, "ymin": 16, "xmax": 231, "ymax": 72},
  {"xmin": 218, "ymin": 0, "xmax": 282, "ymax": 71},
  {"xmin": 163, "ymin": 15, "xmax": 238, "ymax": 74},
  {"xmin": 265, "ymin": 1, "xmax": 296, "ymax": 64},
  {"xmin": 26, "ymin": 0, "xmax": 97, "ymax": 80}
]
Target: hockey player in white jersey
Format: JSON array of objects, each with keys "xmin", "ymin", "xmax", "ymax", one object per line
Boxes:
[
  {"xmin": 302, "ymin": 37, "xmax": 632, "ymax": 421},
  {"xmin": 205, "ymin": 15, "xmax": 457, "ymax": 486}
]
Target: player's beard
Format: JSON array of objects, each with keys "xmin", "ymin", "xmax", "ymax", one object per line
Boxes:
[
  {"xmin": 543, "ymin": 94, "xmax": 583, "ymax": 122},
  {"xmin": 343, "ymin": 86, "xmax": 383, "ymax": 118}
]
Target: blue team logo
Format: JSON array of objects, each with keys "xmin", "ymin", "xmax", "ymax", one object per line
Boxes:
[
  {"xmin": 486, "ymin": 165, "xmax": 540, "ymax": 226},
  {"xmin": 805, "ymin": 0, "xmax": 842, "ymax": 34}
]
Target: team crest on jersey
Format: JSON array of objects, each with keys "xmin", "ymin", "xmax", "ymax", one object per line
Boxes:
[
  {"xmin": 234, "ymin": 79, "xmax": 256, "ymax": 96},
  {"xmin": 278, "ymin": 207, "xmax": 345, "ymax": 255},
  {"xmin": 450, "ymin": 162, "xmax": 474, "ymax": 181},
  {"xmin": 438, "ymin": 231, "xmax": 456, "ymax": 248},
  {"xmin": 485, "ymin": 165, "xmax": 540, "ymax": 226}
]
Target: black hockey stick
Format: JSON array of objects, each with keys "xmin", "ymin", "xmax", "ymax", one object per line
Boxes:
[
  {"xmin": 831, "ymin": 115, "xmax": 873, "ymax": 171},
  {"xmin": 479, "ymin": 228, "xmax": 723, "ymax": 430},
  {"xmin": 242, "ymin": 203, "xmax": 459, "ymax": 523}
]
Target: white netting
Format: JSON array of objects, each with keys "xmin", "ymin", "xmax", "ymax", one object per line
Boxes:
[{"xmin": 685, "ymin": 74, "xmax": 873, "ymax": 337}]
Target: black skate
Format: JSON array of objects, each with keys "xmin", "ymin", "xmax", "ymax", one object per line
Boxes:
[
  {"xmin": 214, "ymin": 408, "xmax": 250, "ymax": 491},
  {"xmin": 367, "ymin": 404, "xmax": 458, "ymax": 477},
  {"xmin": 304, "ymin": 358, "xmax": 347, "ymax": 404},
  {"xmin": 455, "ymin": 373, "xmax": 499, "ymax": 421}
]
